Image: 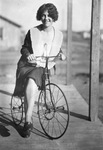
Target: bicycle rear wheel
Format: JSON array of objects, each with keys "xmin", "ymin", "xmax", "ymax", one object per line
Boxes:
[
  {"xmin": 38, "ymin": 83, "xmax": 69, "ymax": 139},
  {"xmin": 11, "ymin": 95, "xmax": 24, "ymax": 125}
]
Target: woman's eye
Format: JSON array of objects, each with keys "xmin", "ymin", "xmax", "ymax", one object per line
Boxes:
[{"xmin": 42, "ymin": 14, "xmax": 45, "ymax": 18}]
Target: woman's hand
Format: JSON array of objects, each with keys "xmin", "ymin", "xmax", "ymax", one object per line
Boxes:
[
  {"xmin": 27, "ymin": 54, "xmax": 36, "ymax": 61},
  {"xmin": 59, "ymin": 53, "xmax": 66, "ymax": 61}
]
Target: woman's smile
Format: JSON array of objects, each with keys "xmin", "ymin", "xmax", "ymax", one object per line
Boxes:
[{"xmin": 41, "ymin": 11, "xmax": 53, "ymax": 27}]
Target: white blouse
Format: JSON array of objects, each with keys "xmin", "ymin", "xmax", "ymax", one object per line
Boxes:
[{"xmin": 30, "ymin": 26, "xmax": 63, "ymax": 69}]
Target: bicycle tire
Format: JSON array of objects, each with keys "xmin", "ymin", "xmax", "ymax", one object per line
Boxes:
[
  {"xmin": 38, "ymin": 83, "xmax": 69, "ymax": 139},
  {"xmin": 11, "ymin": 95, "xmax": 24, "ymax": 125}
]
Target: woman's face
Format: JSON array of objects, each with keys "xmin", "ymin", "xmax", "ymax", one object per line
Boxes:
[{"xmin": 41, "ymin": 10, "xmax": 54, "ymax": 28}]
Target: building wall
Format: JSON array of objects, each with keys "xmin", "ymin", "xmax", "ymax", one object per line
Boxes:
[{"xmin": 0, "ymin": 19, "xmax": 21, "ymax": 50}]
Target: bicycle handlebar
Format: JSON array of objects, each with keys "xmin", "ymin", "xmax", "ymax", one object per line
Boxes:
[
  {"xmin": 27, "ymin": 54, "xmax": 65, "ymax": 69},
  {"xmin": 35, "ymin": 53, "xmax": 66, "ymax": 61},
  {"xmin": 35, "ymin": 55, "xmax": 60, "ymax": 59}
]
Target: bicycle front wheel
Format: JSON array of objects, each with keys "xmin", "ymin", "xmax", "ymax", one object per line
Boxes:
[{"xmin": 38, "ymin": 83, "xmax": 69, "ymax": 139}]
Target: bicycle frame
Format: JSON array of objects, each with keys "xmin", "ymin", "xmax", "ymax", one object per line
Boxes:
[{"xmin": 42, "ymin": 56, "xmax": 56, "ymax": 111}]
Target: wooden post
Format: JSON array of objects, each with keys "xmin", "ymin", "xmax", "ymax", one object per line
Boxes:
[
  {"xmin": 66, "ymin": 0, "xmax": 72, "ymax": 84},
  {"xmin": 89, "ymin": 0, "xmax": 101, "ymax": 121}
]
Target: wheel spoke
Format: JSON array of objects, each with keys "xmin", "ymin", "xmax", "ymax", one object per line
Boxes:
[{"xmin": 54, "ymin": 114, "xmax": 66, "ymax": 130}]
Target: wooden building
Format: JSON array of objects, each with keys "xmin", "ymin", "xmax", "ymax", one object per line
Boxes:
[{"xmin": 0, "ymin": 15, "xmax": 22, "ymax": 50}]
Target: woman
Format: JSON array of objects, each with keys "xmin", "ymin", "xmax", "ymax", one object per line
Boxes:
[{"xmin": 14, "ymin": 3, "xmax": 65, "ymax": 138}]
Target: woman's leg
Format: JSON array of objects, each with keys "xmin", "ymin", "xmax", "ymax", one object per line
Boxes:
[{"xmin": 24, "ymin": 78, "xmax": 38, "ymax": 123}]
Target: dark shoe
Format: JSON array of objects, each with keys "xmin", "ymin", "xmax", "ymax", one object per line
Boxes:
[{"xmin": 22, "ymin": 122, "xmax": 33, "ymax": 138}]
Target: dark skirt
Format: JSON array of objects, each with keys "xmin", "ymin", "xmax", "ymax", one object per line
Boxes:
[{"xmin": 13, "ymin": 64, "xmax": 44, "ymax": 96}]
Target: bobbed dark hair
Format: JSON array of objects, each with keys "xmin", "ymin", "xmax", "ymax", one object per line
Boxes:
[{"xmin": 36, "ymin": 3, "xmax": 58, "ymax": 22}]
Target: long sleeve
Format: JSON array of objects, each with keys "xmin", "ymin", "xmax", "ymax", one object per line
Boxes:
[{"xmin": 21, "ymin": 30, "xmax": 33, "ymax": 58}]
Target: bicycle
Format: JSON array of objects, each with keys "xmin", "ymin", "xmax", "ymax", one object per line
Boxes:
[{"xmin": 11, "ymin": 55, "xmax": 70, "ymax": 139}]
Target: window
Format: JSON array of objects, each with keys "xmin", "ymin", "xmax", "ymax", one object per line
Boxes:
[{"xmin": 0, "ymin": 27, "xmax": 3, "ymax": 40}]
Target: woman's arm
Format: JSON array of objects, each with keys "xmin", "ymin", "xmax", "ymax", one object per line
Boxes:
[{"xmin": 21, "ymin": 30, "xmax": 33, "ymax": 59}]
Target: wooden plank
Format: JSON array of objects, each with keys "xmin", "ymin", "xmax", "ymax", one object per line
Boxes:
[
  {"xmin": 1, "ymin": 84, "xmax": 103, "ymax": 149},
  {"xmin": 89, "ymin": 0, "xmax": 101, "ymax": 121},
  {"xmin": 66, "ymin": 0, "xmax": 72, "ymax": 84}
]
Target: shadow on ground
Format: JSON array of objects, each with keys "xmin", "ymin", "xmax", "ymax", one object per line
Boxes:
[{"xmin": 0, "ymin": 89, "xmax": 51, "ymax": 139}]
